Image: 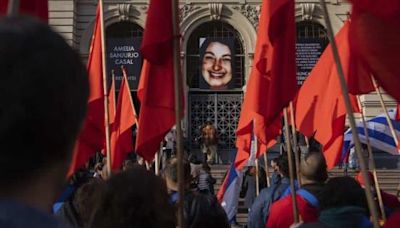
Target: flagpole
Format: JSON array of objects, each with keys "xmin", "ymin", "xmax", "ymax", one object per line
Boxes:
[
  {"xmin": 289, "ymin": 102, "xmax": 301, "ymax": 185},
  {"xmin": 255, "ymin": 158, "xmax": 260, "ymax": 196},
  {"xmin": 111, "ymin": 70, "xmax": 117, "ymax": 117},
  {"xmin": 283, "ymin": 108, "xmax": 299, "ymax": 223},
  {"xmin": 264, "ymin": 153, "xmax": 271, "ymax": 187},
  {"xmin": 357, "ymin": 96, "xmax": 386, "ymax": 222},
  {"xmin": 7, "ymin": 0, "xmax": 19, "ymax": 16},
  {"xmin": 99, "ymin": 0, "xmax": 112, "ymax": 178},
  {"xmin": 319, "ymin": 1, "xmax": 380, "ymax": 226},
  {"xmin": 372, "ymin": 77, "xmax": 399, "ymax": 146},
  {"xmin": 171, "ymin": 0, "xmax": 185, "ymax": 227}
]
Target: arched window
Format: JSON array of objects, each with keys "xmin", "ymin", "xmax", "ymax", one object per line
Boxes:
[
  {"xmin": 296, "ymin": 21, "xmax": 329, "ymax": 85},
  {"xmin": 106, "ymin": 22, "xmax": 143, "ymax": 91},
  {"xmin": 186, "ymin": 21, "xmax": 245, "ymax": 163},
  {"xmin": 106, "ymin": 22, "xmax": 143, "ymax": 114}
]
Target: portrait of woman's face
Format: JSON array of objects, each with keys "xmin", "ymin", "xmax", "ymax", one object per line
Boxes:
[{"xmin": 201, "ymin": 41, "xmax": 233, "ymax": 90}]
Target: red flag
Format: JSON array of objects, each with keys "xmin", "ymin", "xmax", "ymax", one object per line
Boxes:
[
  {"xmin": 0, "ymin": 0, "xmax": 48, "ymax": 22},
  {"xmin": 396, "ymin": 104, "xmax": 400, "ymax": 121},
  {"xmin": 110, "ymin": 67, "xmax": 137, "ymax": 170},
  {"xmin": 296, "ymin": 21, "xmax": 357, "ymax": 169},
  {"xmin": 349, "ymin": 0, "xmax": 400, "ymax": 101},
  {"xmin": 109, "ymin": 72, "xmax": 116, "ymax": 125},
  {"xmin": 135, "ymin": 0, "xmax": 182, "ymax": 161},
  {"xmin": 235, "ymin": 0, "xmax": 297, "ymax": 169},
  {"xmin": 68, "ymin": 5, "xmax": 105, "ymax": 175}
]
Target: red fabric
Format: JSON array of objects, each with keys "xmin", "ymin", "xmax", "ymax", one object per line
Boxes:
[
  {"xmin": 235, "ymin": 0, "xmax": 296, "ymax": 169},
  {"xmin": 396, "ymin": 104, "xmax": 400, "ymax": 121},
  {"xmin": 385, "ymin": 210, "xmax": 400, "ymax": 228},
  {"xmin": 0, "ymin": 0, "xmax": 48, "ymax": 22},
  {"xmin": 135, "ymin": 0, "xmax": 183, "ymax": 161},
  {"xmin": 349, "ymin": 0, "xmax": 400, "ymax": 102},
  {"xmin": 68, "ymin": 6, "xmax": 104, "ymax": 176},
  {"xmin": 295, "ymin": 21, "xmax": 360, "ymax": 169},
  {"xmin": 266, "ymin": 195, "xmax": 319, "ymax": 228},
  {"xmin": 110, "ymin": 68, "xmax": 137, "ymax": 170},
  {"xmin": 109, "ymin": 76, "xmax": 116, "ymax": 125}
]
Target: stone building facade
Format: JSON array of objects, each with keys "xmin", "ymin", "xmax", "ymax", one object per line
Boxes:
[{"xmin": 48, "ymin": 0, "xmax": 397, "ymax": 162}]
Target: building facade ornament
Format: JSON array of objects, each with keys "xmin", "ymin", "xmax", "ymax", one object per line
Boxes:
[
  {"xmin": 209, "ymin": 3, "xmax": 223, "ymax": 21},
  {"xmin": 300, "ymin": 3, "xmax": 316, "ymax": 21},
  {"xmin": 232, "ymin": 4, "xmax": 261, "ymax": 29},
  {"xmin": 179, "ymin": 4, "xmax": 200, "ymax": 22},
  {"xmin": 117, "ymin": 3, "xmax": 132, "ymax": 21}
]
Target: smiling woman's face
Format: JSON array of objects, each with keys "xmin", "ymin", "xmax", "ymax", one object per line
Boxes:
[{"xmin": 201, "ymin": 42, "xmax": 232, "ymax": 90}]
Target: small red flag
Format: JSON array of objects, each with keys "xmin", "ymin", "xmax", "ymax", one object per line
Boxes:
[
  {"xmin": 296, "ymin": 21, "xmax": 356, "ymax": 169},
  {"xmin": 235, "ymin": 0, "xmax": 297, "ymax": 169},
  {"xmin": 349, "ymin": 0, "xmax": 400, "ymax": 101},
  {"xmin": 68, "ymin": 5, "xmax": 105, "ymax": 175},
  {"xmin": 110, "ymin": 67, "xmax": 137, "ymax": 170},
  {"xmin": 0, "ymin": 0, "xmax": 48, "ymax": 22},
  {"xmin": 135, "ymin": 0, "xmax": 183, "ymax": 161}
]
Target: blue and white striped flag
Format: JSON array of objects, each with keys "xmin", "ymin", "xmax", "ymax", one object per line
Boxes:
[{"xmin": 342, "ymin": 109, "xmax": 400, "ymax": 161}]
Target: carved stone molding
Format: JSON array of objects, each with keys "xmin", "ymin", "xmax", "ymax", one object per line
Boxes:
[
  {"xmin": 179, "ymin": 4, "xmax": 200, "ymax": 22},
  {"xmin": 232, "ymin": 4, "xmax": 261, "ymax": 29},
  {"xmin": 300, "ymin": 3, "xmax": 316, "ymax": 21},
  {"xmin": 117, "ymin": 3, "xmax": 132, "ymax": 21},
  {"xmin": 209, "ymin": 3, "xmax": 223, "ymax": 20}
]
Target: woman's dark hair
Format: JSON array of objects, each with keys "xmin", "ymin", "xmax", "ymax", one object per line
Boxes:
[
  {"xmin": 187, "ymin": 194, "xmax": 229, "ymax": 228},
  {"xmin": 320, "ymin": 176, "xmax": 368, "ymax": 211},
  {"xmin": 89, "ymin": 166, "xmax": 176, "ymax": 228},
  {"xmin": 198, "ymin": 38, "xmax": 235, "ymax": 89}
]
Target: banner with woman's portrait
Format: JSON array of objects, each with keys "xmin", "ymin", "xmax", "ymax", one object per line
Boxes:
[{"xmin": 198, "ymin": 37, "xmax": 235, "ymax": 90}]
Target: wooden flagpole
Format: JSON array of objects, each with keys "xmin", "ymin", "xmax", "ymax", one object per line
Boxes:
[
  {"xmin": 372, "ymin": 78, "xmax": 399, "ymax": 146},
  {"xmin": 99, "ymin": 0, "xmax": 112, "ymax": 178},
  {"xmin": 171, "ymin": 0, "xmax": 185, "ymax": 227},
  {"xmin": 283, "ymin": 108, "xmax": 299, "ymax": 223},
  {"xmin": 319, "ymin": 1, "xmax": 380, "ymax": 226},
  {"xmin": 264, "ymin": 153, "xmax": 271, "ymax": 187},
  {"xmin": 7, "ymin": 0, "xmax": 19, "ymax": 16},
  {"xmin": 357, "ymin": 96, "xmax": 386, "ymax": 221},
  {"xmin": 255, "ymin": 158, "xmax": 260, "ymax": 196},
  {"xmin": 290, "ymin": 102, "xmax": 301, "ymax": 185}
]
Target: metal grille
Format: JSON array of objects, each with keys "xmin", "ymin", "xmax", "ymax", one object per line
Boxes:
[
  {"xmin": 296, "ymin": 21, "xmax": 329, "ymax": 45},
  {"xmin": 186, "ymin": 21, "xmax": 245, "ymax": 89},
  {"xmin": 106, "ymin": 22, "xmax": 143, "ymax": 38},
  {"xmin": 189, "ymin": 93, "xmax": 242, "ymax": 151}
]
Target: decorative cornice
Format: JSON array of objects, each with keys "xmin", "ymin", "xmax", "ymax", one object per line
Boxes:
[{"xmin": 232, "ymin": 4, "xmax": 261, "ymax": 29}]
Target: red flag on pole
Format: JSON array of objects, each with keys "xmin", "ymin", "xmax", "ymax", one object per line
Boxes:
[
  {"xmin": 349, "ymin": 0, "xmax": 400, "ymax": 101},
  {"xmin": 135, "ymin": 0, "xmax": 182, "ymax": 161},
  {"xmin": 0, "ymin": 0, "xmax": 48, "ymax": 21},
  {"xmin": 296, "ymin": 21, "xmax": 360, "ymax": 169},
  {"xmin": 235, "ymin": 0, "xmax": 297, "ymax": 169},
  {"xmin": 110, "ymin": 67, "xmax": 137, "ymax": 170},
  {"xmin": 68, "ymin": 5, "xmax": 105, "ymax": 175}
]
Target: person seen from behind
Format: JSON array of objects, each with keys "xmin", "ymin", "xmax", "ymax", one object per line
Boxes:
[{"xmin": 0, "ymin": 16, "xmax": 89, "ymax": 227}]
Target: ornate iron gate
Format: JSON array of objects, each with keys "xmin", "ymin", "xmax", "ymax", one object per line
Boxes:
[{"xmin": 188, "ymin": 93, "xmax": 242, "ymax": 162}]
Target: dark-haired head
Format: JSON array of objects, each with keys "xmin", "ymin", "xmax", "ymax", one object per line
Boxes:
[
  {"xmin": 300, "ymin": 145, "xmax": 328, "ymax": 184},
  {"xmin": 187, "ymin": 194, "xmax": 229, "ymax": 228},
  {"xmin": 89, "ymin": 166, "xmax": 176, "ymax": 228},
  {"xmin": 320, "ymin": 176, "xmax": 368, "ymax": 211},
  {"xmin": 164, "ymin": 157, "xmax": 192, "ymax": 191},
  {"xmin": 0, "ymin": 16, "xmax": 88, "ymax": 208}
]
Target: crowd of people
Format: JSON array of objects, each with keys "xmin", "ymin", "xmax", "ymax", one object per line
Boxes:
[{"xmin": 2, "ymin": 14, "xmax": 400, "ymax": 228}]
